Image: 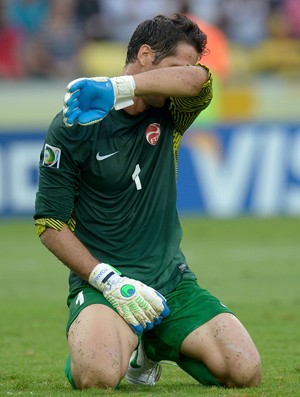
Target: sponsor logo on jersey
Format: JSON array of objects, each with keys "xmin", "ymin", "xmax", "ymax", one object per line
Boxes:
[
  {"xmin": 96, "ymin": 151, "xmax": 119, "ymax": 161},
  {"xmin": 43, "ymin": 143, "xmax": 61, "ymax": 168},
  {"xmin": 145, "ymin": 123, "xmax": 161, "ymax": 145}
]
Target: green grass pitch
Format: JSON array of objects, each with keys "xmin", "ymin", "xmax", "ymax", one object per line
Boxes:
[{"xmin": 1, "ymin": 217, "xmax": 299, "ymax": 396}]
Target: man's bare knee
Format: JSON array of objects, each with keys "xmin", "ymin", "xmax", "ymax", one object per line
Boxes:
[
  {"xmin": 72, "ymin": 362, "xmax": 121, "ymax": 390},
  {"xmin": 225, "ymin": 355, "xmax": 262, "ymax": 388},
  {"xmin": 239, "ymin": 356, "xmax": 262, "ymax": 388}
]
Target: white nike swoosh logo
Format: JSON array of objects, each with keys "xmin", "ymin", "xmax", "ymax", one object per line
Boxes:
[{"xmin": 96, "ymin": 151, "xmax": 119, "ymax": 161}]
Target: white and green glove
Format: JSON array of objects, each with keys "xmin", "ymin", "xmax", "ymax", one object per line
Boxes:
[
  {"xmin": 89, "ymin": 263, "xmax": 170, "ymax": 334},
  {"xmin": 63, "ymin": 75, "xmax": 136, "ymax": 127}
]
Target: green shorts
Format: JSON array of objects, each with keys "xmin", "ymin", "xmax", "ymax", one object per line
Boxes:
[{"xmin": 66, "ymin": 279, "xmax": 232, "ymax": 363}]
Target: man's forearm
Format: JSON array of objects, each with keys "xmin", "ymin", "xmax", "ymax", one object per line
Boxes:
[
  {"xmin": 133, "ymin": 65, "xmax": 208, "ymax": 98},
  {"xmin": 40, "ymin": 226, "xmax": 170, "ymax": 334},
  {"xmin": 40, "ymin": 226, "xmax": 99, "ymax": 281}
]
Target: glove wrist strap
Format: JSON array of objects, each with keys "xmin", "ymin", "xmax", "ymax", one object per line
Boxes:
[
  {"xmin": 111, "ymin": 76, "xmax": 136, "ymax": 110},
  {"xmin": 89, "ymin": 263, "xmax": 121, "ymax": 292}
]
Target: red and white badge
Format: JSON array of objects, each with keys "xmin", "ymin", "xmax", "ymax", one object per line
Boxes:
[{"xmin": 145, "ymin": 123, "xmax": 161, "ymax": 146}]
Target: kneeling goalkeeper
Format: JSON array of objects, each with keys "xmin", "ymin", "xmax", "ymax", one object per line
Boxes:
[{"xmin": 34, "ymin": 13, "xmax": 261, "ymax": 390}]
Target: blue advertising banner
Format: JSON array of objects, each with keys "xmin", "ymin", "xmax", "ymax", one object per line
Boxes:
[
  {"xmin": 1, "ymin": 124, "xmax": 300, "ymax": 217},
  {"xmin": 177, "ymin": 124, "xmax": 300, "ymax": 216},
  {"xmin": 0, "ymin": 131, "xmax": 45, "ymax": 217}
]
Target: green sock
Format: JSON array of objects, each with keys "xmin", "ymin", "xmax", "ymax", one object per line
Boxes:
[
  {"xmin": 64, "ymin": 354, "xmax": 77, "ymax": 389},
  {"xmin": 177, "ymin": 355, "xmax": 222, "ymax": 387}
]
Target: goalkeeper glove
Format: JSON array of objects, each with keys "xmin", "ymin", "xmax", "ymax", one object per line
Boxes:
[
  {"xmin": 63, "ymin": 76, "xmax": 136, "ymax": 127},
  {"xmin": 89, "ymin": 263, "xmax": 170, "ymax": 334}
]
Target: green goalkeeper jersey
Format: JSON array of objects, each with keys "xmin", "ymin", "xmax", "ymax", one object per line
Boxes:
[{"xmin": 34, "ymin": 68, "xmax": 212, "ymax": 295}]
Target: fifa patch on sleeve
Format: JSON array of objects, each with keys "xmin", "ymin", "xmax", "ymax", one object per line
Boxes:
[{"xmin": 43, "ymin": 143, "xmax": 61, "ymax": 168}]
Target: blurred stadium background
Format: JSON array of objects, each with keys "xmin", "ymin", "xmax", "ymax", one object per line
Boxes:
[{"xmin": 1, "ymin": 0, "xmax": 300, "ymax": 218}]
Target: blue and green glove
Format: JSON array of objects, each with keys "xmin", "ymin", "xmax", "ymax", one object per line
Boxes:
[
  {"xmin": 63, "ymin": 76, "xmax": 136, "ymax": 127},
  {"xmin": 89, "ymin": 263, "xmax": 170, "ymax": 334}
]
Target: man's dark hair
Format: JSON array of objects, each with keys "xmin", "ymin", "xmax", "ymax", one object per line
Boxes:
[{"xmin": 125, "ymin": 13, "xmax": 208, "ymax": 66}]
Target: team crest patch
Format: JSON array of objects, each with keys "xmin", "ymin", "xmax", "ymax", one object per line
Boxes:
[
  {"xmin": 43, "ymin": 143, "xmax": 61, "ymax": 168},
  {"xmin": 145, "ymin": 123, "xmax": 160, "ymax": 145}
]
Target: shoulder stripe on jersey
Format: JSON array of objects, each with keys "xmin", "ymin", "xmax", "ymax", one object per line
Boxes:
[
  {"xmin": 170, "ymin": 65, "xmax": 213, "ymax": 176},
  {"xmin": 169, "ymin": 65, "xmax": 213, "ymax": 134}
]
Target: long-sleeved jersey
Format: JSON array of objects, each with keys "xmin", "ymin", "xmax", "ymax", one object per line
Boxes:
[{"xmin": 34, "ymin": 66, "xmax": 212, "ymax": 295}]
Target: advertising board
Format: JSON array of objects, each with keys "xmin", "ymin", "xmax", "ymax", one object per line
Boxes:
[{"xmin": 1, "ymin": 124, "xmax": 299, "ymax": 217}]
